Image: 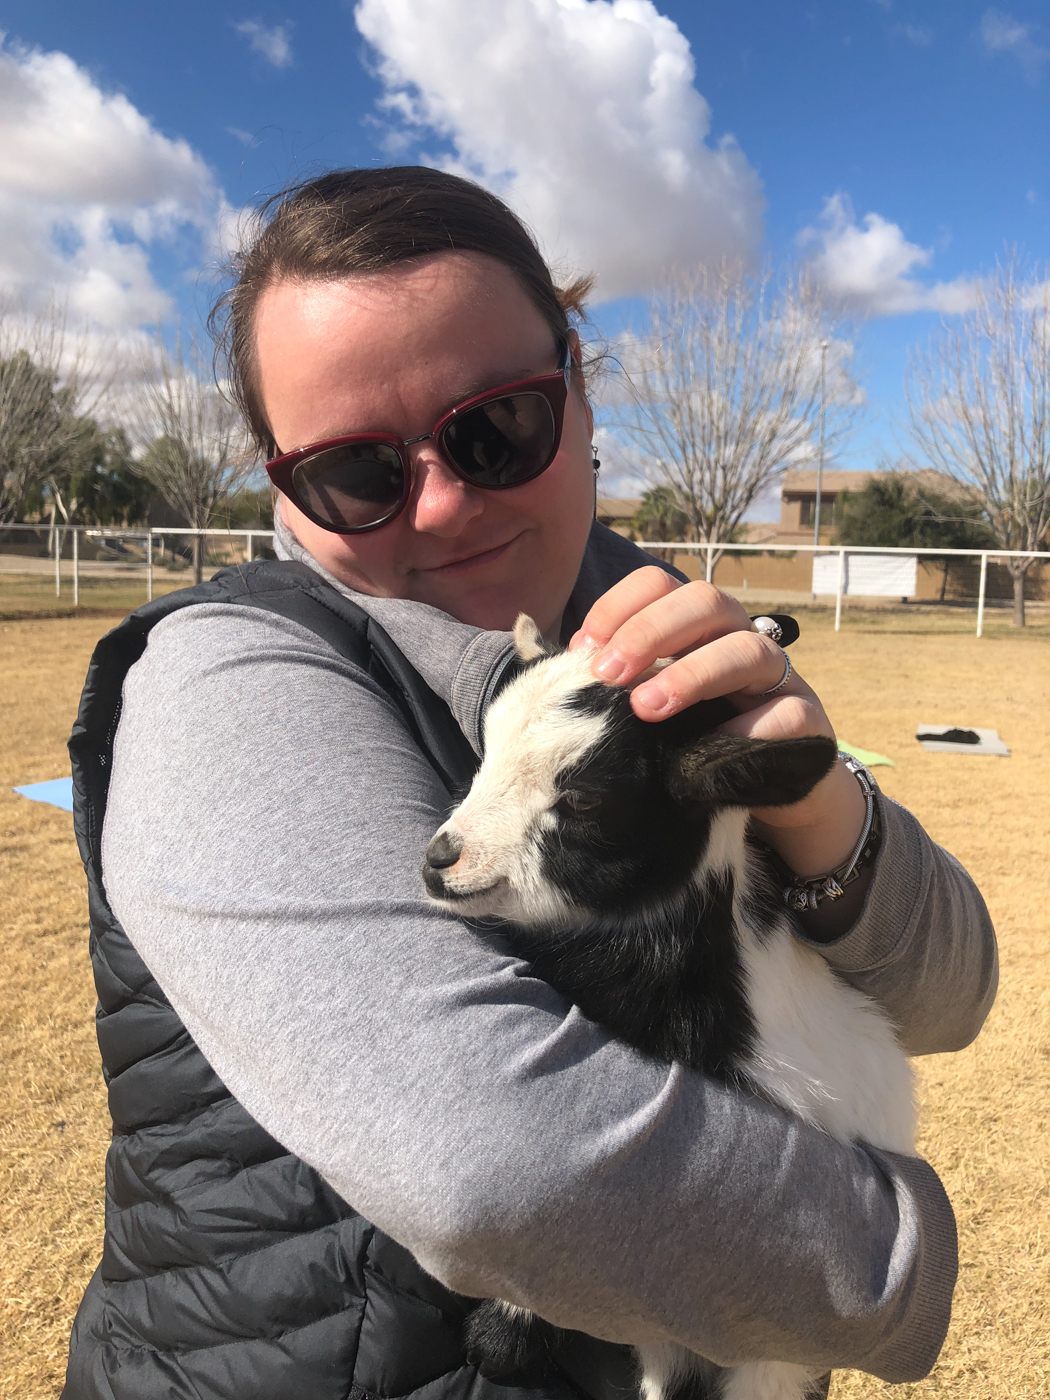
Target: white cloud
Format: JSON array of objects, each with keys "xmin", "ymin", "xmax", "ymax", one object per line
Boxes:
[
  {"xmin": 353, "ymin": 0, "xmax": 765, "ymax": 301},
  {"xmin": 234, "ymin": 19, "xmax": 293, "ymax": 69},
  {"xmin": 901, "ymin": 24, "xmax": 933, "ymax": 46},
  {"xmin": 798, "ymin": 195, "xmax": 977, "ymax": 317},
  {"xmin": 0, "ymin": 39, "xmax": 220, "ymax": 330},
  {"xmin": 979, "ymin": 9, "xmax": 1048, "ymax": 81}
]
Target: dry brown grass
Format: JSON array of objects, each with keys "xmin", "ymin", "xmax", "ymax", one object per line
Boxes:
[
  {"xmin": 793, "ymin": 614, "xmax": 1050, "ymax": 1400},
  {"xmin": 1, "ymin": 618, "xmax": 114, "ymax": 1400},
  {"xmin": 1, "ymin": 610, "xmax": 1047, "ymax": 1398},
  {"xmin": 0, "ymin": 571, "xmax": 187, "ymax": 620}
]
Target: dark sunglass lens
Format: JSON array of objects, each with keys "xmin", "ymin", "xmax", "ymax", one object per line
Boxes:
[
  {"xmin": 291, "ymin": 444, "xmax": 405, "ymax": 530},
  {"xmin": 442, "ymin": 393, "xmax": 556, "ymax": 487}
]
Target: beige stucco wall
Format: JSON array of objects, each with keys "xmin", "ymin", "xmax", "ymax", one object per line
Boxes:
[{"xmin": 660, "ymin": 550, "xmax": 1049, "ymax": 602}]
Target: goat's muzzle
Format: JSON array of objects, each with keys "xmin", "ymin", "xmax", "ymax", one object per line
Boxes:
[{"xmin": 422, "ymin": 828, "xmax": 464, "ymax": 897}]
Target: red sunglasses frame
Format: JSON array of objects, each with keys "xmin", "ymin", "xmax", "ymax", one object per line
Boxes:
[{"xmin": 265, "ymin": 339, "xmax": 572, "ymax": 535}]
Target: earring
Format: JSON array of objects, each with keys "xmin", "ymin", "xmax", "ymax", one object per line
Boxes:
[{"xmin": 592, "ymin": 450, "xmax": 601, "ymax": 474}]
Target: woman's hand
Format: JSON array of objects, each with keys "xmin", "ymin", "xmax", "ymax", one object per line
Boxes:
[{"xmin": 569, "ymin": 567, "xmax": 865, "ymax": 881}]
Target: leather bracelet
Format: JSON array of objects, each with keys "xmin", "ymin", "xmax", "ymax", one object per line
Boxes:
[{"xmin": 764, "ymin": 754, "xmax": 882, "ymax": 912}]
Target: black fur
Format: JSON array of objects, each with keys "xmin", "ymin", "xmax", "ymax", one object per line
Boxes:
[
  {"xmin": 513, "ymin": 878, "xmax": 756, "ymax": 1080},
  {"xmin": 460, "ymin": 682, "xmax": 837, "ymax": 1385},
  {"xmin": 543, "ymin": 689, "xmax": 735, "ymax": 915}
]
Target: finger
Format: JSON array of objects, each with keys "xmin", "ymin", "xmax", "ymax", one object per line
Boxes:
[
  {"xmin": 588, "ymin": 582, "xmax": 751, "ymax": 686},
  {"xmin": 715, "ymin": 691, "xmax": 834, "ymax": 743},
  {"xmin": 593, "ymin": 582, "xmax": 750, "ymax": 685},
  {"xmin": 568, "ymin": 566, "xmax": 681, "ymax": 653},
  {"xmin": 630, "ymin": 629, "xmax": 794, "ymax": 720}
]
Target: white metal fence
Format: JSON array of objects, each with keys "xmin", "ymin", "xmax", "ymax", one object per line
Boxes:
[
  {"xmin": 636, "ymin": 540, "xmax": 1046, "ymax": 637},
  {"xmin": 0, "ymin": 523, "xmax": 1045, "ymax": 637},
  {"xmin": 0, "ymin": 523, "xmax": 275, "ymax": 608}
]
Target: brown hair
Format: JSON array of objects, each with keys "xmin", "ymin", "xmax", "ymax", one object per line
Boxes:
[{"xmin": 210, "ymin": 166, "xmax": 592, "ymax": 458}]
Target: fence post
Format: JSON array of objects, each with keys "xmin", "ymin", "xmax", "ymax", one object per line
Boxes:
[
  {"xmin": 147, "ymin": 532, "xmax": 153, "ymax": 603},
  {"xmin": 834, "ymin": 549, "xmax": 846, "ymax": 632},
  {"xmin": 55, "ymin": 526, "xmax": 61, "ymax": 598},
  {"xmin": 72, "ymin": 527, "xmax": 79, "ymax": 607},
  {"xmin": 246, "ymin": 530, "xmax": 253, "ymax": 564},
  {"xmin": 976, "ymin": 552, "xmax": 988, "ymax": 638},
  {"xmin": 705, "ymin": 544, "xmax": 714, "ymax": 584}
]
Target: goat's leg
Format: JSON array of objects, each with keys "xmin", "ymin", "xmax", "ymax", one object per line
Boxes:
[
  {"xmin": 637, "ymin": 1342, "xmax": 722, "ymax": 1400},
  {"xmin": 719, "ymin": 1360, "xmax": 826, "ymax": 1400},
  {"xmin": 464, "ymin": 1300, "xmax": 564, "ymax": 1377}
]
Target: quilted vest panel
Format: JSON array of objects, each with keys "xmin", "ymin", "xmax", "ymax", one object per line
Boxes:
[{"xmin": 63, "ymin": 560, "xmax": 637, "ymax": 1400}]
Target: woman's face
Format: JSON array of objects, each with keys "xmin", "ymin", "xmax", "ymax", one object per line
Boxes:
[{"xmin": 254, "ymin": 252, "xmax": 596, "ymax": 634}]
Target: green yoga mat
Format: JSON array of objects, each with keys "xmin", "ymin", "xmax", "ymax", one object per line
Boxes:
[{"xmin": 837, "ymin": 741, "xmax": 895, "ymax": 768}]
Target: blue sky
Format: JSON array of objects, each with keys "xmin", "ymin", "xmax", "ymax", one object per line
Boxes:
[{"xmin": 1, "ymin": 0, "xmax": 1047, "ymax": 496}]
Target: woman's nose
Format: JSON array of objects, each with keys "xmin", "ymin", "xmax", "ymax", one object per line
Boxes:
[{"xmin": 407, "ymin": 444, "xmax": 485, "ymax": 536}]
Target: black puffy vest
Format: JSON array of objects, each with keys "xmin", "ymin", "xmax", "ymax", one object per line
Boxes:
[{"xmin": 63, "ymin": 559, "xmax": 638, "ymax": 1400}]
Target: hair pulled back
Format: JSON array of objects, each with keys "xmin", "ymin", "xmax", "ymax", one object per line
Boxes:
[{"xmin": 211, "ymin": 166, "xmax": 592, "ymax": 458}]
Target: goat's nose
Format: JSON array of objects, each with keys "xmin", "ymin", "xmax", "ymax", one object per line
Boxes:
[{"xmin": 425, "ymin": 828, "xmax": 463, "ymax": 870}]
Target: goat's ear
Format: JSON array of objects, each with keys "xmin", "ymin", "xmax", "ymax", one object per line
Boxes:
[
  {"xmin": 668, "ymin": 734, "xmax": 838, "ymax": 809},
  {"xmin": 512, "ymin": 613, "xmax": 549, "ymax": 662}
]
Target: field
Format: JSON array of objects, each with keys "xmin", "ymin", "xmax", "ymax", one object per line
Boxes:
[
  {"xmin": 1, "ymin": 606, "xmax": 1048, "ymax": 1398},
  {"xmin": 0, "ymin": 570, "xmax": 189, "ymax": 621}
]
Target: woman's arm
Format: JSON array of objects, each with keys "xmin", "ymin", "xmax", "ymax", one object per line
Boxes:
[{"xmin": 102, "ymin": 602, "xmax": 957, "ymax": 1380}]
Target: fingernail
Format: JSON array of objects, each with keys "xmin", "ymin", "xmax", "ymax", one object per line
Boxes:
[
  {"xmin": 594, "ymin": 651, "xmax": 629, "ymax": 683},
  {"xmin": 632, "ymin": 681, "xmax": 671, "ymax": 714},
  {"xmin": 569, "ymin": 631, "xmax": 600, "ymax": 654}
]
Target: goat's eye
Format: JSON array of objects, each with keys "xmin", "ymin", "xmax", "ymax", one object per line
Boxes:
[{"xmin": 558, "ymin": 791, "xmax": 602, "ymax": 815}]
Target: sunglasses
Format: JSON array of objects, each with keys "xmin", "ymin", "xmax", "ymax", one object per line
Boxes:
[{"xmin": 265, "ymin": 339, "xmax": 572, "ymax": 534}]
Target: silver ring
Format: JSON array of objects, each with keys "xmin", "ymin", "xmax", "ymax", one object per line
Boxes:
[
  {"xmin": 751, "ymin": 615, "xmax": 783, "ymax": 644},
  {"xmin": 760, "ymin": 649, "xmax": 793, "ymax": 696}
]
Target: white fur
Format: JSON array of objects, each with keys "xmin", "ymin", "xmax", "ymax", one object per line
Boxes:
[
  {"xmin": 429, "ymin": 634, "xmax": 916, "ymax": 1400},
  {"xmin": 632, "ymin": 833, "xmax": 914, "ymax": 1400}
]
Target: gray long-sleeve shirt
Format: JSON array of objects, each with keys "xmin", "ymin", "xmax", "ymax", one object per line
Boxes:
[{"xmin": 100, "ymin": 521, "xmax": 997, "ymax": 1381}]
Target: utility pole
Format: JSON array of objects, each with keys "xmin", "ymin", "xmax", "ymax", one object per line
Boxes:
[{"xmin": 813, "ymin": 339, "xmax": 829, "ymax": 549}]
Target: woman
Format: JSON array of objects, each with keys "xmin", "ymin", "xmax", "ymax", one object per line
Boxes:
[{"xmin": 64, "ymin": 167, "xmax": 997, "ymax": 1400}]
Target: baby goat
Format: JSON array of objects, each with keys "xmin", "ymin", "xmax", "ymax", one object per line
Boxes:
[{"xmin": 423, "ymin": 616, "xmax": 916, "ymax": 1400}]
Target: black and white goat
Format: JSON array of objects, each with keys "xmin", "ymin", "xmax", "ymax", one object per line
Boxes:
[{"xmin": 423, "ymin": 617, "xmax": 916, "ymax": 1400}]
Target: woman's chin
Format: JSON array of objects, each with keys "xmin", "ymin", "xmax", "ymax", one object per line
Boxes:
[
  {"xmin": 426, "ymin": 587, "xmax": 555, "ymax": 634},
  {"xmin": 409, "ymin": 543, "xmax": 566, "ymax": 633}
]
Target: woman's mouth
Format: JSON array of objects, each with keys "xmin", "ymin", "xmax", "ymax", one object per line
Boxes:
[{"xmin": 422, "ymin": 533, "xmax": 523, "ymax": 576}]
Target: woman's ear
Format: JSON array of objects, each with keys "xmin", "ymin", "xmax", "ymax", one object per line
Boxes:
[
  {"xmin": 512, "ymin": 613, "xmax": 548, "ymax": 662},
  {"xmin": 667, "ymin": 734, "xmax": 838, "ymax": 809}
]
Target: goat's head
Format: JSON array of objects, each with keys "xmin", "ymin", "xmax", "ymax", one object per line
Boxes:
[{"xmin": 423, "ymin": 615, "xmax": 837, "ymax": 924}]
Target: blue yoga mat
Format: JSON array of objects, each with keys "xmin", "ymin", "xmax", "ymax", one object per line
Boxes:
[{"xmin": 13, "ymin": 777, "xmax": 75, "ymax": 812}]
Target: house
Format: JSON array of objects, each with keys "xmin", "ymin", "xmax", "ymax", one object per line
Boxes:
[
  {"xmin": 775, "ymin": 469, "xmax": 873, "ymax": 542},
  {"xmin": 595, "ymin": 498, "xmax": 639, "ymax": 538},
  {"xmin": 596, "ymin": 481, "xmax": 865, "ymax": 545},
  {"xmin": 600, "ymin": 470, "xmax": 975, "ymax": 548}
]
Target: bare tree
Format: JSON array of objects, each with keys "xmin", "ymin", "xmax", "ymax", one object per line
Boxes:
[
  {"xmin": 0, "ymin": 300, "xmax": 116, "ymax": 525},
  {"xmin": 612, "ymin": 263, "xmax": 860, "ymax": 557},
  {"xmin": 126, "ymin": 330, "xmax": 257, "ymax": 583},
  {"xmin": 907, "ymin": 257, "xmax": 1050, "ymax": 626}
]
